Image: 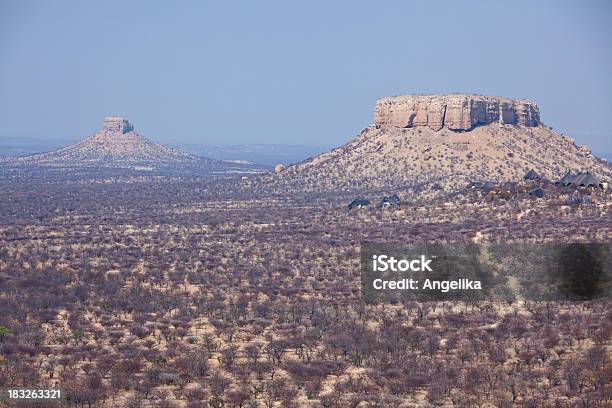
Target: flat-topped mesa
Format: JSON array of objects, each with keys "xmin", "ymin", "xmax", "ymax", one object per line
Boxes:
[
  {"xmin": 374, "ymin": 94, "xmax": 540, "ymax": 131},
  {"xmin": 102, "ymin": 116, "xmax": 134, "ymax": 134}
]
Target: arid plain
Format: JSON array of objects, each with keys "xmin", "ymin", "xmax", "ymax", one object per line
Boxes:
[{"xmin": 0, "ymin": 95, "xmax": 610, "ymax": 407}]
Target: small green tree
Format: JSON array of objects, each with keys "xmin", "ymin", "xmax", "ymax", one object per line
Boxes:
[
  {"xmin": 0, "ymin": 326, "xmax": 11, "ymax": 342},
  {"xmin": 73, "ymin": 329, "xmax": 85, "ymax": 343}
]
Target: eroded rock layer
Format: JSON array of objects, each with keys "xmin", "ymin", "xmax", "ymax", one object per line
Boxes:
[{"xmin": 375, "ymin": 94, "xmax": 540, "ymax": 131}]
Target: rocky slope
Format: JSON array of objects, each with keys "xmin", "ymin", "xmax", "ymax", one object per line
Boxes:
[
  {"xmin": 251, "ymin": 94, "xmax": 611, "ymax": 195},
  {"xmin": 0, "ymin": 117, "xmax": 267, "ymax": 178}
]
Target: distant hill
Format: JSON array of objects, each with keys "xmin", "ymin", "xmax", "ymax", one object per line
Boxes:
[
  {"xmin": 249, "ymin": 94, "xmax": 612, "ymax": 195},
  {"xmin": 167, "ymin": 143, "xmax": 330, "ymax": 166},
  {"xmin": 0, "ymin": 117, "xmax": 269, "ymax": 178}
]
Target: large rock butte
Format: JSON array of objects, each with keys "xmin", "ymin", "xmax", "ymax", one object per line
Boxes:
[
  {"xmin": 0, "ymin": 116, "xmax": 269, "ymax": 176},
  {"xmin": 374, "ymin": 94, "xmax": 540, "ymax": 131}
]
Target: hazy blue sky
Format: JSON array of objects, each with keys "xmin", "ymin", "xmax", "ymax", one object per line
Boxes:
[{"xmin": 1, "ymin": 1, "xmax": 610, "ymax": 152}]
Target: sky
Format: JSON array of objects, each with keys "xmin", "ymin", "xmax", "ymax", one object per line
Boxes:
[{"xmin": 0, "ymin": 0, "xmax": 611, "ymax": 152}]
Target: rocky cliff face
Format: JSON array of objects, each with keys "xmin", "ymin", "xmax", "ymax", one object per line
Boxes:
[
  {"xmin": 374, "ymin": 94, "xmax": 540, "ymax": 131},
  {"xmin": 102, "ymin": 116, "xmax": 134, "ymax": 134}
]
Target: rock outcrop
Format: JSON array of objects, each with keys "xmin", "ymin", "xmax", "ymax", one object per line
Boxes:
[
  {"xmin": 374, "ymin": 94, "xmax": 540, "ymax": 131},
  {"xmin": 102, "ymin": 116, "xmax": 134, "ymax": 134}
]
